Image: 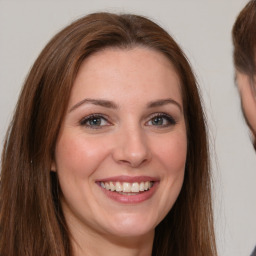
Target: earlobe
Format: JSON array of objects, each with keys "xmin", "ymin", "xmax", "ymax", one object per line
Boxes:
[{"xmin": 51, "ymin": 161, "xmax": 57, "ymax": 172}]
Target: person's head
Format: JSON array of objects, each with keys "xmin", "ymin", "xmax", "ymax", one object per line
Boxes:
[
  {"xmin": 0, "ymin": 12, "xmax": 216, "ymax": 256},
  {"xmin": 232, "ymin": 0, "xmax": 256, "ymax": 144}
]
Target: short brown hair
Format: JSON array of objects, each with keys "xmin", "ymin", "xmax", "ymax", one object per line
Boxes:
[
  {"xmin": 0, "ymin": 12, "xmax": 216, "ymax": 256},
  {"xmin": 232, "ymin": 0, "xmax": 256, "ymax": 82}
]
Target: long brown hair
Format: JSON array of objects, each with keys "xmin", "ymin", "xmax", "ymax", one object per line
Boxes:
[{"xmin": 0, "ymin": 12, "xmax": 217, "ymax": 256}]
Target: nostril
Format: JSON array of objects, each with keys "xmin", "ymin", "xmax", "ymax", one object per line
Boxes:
[
  {"xmin": 111, "ymin": 131, "xmax": 152, "ymax": 167},
  {"xmin": 118, "ymin": 157, "xmax": 148, "ymax": 168}
]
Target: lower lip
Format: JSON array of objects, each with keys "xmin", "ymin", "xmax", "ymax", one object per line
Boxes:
[{"xmin": 98, "ymin": 182, "xmax": 159, "ymax": 204}]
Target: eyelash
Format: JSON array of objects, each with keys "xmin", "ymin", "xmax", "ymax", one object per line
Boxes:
[
  {"xmin": 79, "ymin": 112, "xmax": 176, "ymax": 129},
  {"xmin": 146, "ymin": 113, "xmax": 177, "ymax": 127},
  {"xmin": 79, "ymin": 114, "xmax": 110, "ymax": 129}
]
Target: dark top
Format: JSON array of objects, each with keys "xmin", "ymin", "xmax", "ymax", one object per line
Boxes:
[{"xmin": 251, "ymin": 246, "xmax": 256, "ymax": 256}]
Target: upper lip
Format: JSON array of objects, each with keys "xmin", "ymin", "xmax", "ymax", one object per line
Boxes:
[{"xmin": 96, "ymin": 175, "xmax": 159, "ymax": 183}]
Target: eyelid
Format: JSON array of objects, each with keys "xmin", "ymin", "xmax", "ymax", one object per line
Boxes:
[
  {"xmin": 145, "ymin": 112, "xmax": 177, "ymax": 126},
  {"xmin": 79, "ymin": 113, "xmax": 112, "ymax": 128},
  {"xmin": 78, "ymin": 112, "xmax": 177, "ymax": 130}
]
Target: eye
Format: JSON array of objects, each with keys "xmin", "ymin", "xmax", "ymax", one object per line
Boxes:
[
  {"xmin": 80, "ymin": 114, "xmax": 110, "ymax": 129},
  {"xmin": 146, "ymin": 113, "xmax": 176, "ymax": 127}
]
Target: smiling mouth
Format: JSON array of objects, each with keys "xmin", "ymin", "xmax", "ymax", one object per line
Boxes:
[{"xmin": 99, "ymin": 181, "xmax": 154, "ymax": 195}]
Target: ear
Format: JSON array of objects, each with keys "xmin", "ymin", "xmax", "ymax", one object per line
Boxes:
[{"xmin": 51, "ymin": 160, "xmax": 57, "ymax": 172}]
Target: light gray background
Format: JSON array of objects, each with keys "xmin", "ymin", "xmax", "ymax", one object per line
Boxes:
[{"xmin": 0, "ymin": 1, "xmax": 255, "ymax": 255}]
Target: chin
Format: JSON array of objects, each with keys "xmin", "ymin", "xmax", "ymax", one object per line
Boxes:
[
  {"xmin": 101, "ymin": 212, "xmax": 158, "ymax": 238},
  {"xmin": 107, "ymin": 225, "xmax": 154, "ymax": 239}
]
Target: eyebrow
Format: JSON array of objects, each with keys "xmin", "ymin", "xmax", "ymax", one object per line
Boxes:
[
  {"xmin": 69, "ymin": 98, "xmax": 118, "ymax": 112},
  {"xmin": 69, "ymin": 98, "xmax": 182, "ymax": 112},
  {"xmin": 147, "ymin": 98, "xmax": 182, "ymax": 112}
]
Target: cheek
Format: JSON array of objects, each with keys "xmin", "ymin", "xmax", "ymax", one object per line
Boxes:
[
  {"xmin": 237, "ymin": 73, "xmax": 256, "ymax": 134},
  {"xmin": 151, "ymin": 131, "xmax": 187, "ymax": 220},
  {"xmin": 240, "ymin": 89, "xmax": 256, "ymax": 134},
  {"xmin": 154, "ymin": 131, "xmax": 187, "ymax": 174},
  {"xmin": 54, "ymin": 131, "xmax": 108, "ymax": 178}
]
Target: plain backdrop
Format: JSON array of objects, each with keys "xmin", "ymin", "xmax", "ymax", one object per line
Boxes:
[{"xmin": 0, "ymin": 0, "xmax": 255, "ymax": 255}]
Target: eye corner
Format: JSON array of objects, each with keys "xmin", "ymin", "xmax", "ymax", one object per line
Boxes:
[
  {"xmin": 79, "ymin": 114, "xmax": 112, "ymax": 129},
  {"xmin": 145, "ymin": 112, "xmax": 177, "ymax": 128}
]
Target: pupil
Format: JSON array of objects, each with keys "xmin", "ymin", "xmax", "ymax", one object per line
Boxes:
[
  {"xmin": 90, "ymin": 118, "xmax": 101, "ymax": 126},
  {"xmin": 153, "ymin": 117, "xmax": 163, "ymax": 125}
]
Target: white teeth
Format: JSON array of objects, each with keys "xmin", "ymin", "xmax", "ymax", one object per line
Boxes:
[
  {"xmin": 123, "ymin": 182, "xmax": 131, "ymax": 192},
  {"xmin": 131, "ymin": 182, "xmax": 139, "ymax": 192},
  {"xmin": 110, "ymin": 182, "xmax": 115, "ymax": 191},
  {"xmin": 100, "ymin": 181, "xmax": 154, "ymax": 193},
  {"xmin": 105, "ymin": 183, "xmax": 110, "ymax": 190},
  {"xmin": 100, "ymin": 182, "xmax": 105, "ymax": 189},
  {"xmin": 116, "ymin": 182, "xmax": 122, "ymax": 192}
]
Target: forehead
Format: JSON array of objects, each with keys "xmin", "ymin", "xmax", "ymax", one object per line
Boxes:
[{"xmin": 69, "ymin": 47, "xmax": 183, "ymax": 107}]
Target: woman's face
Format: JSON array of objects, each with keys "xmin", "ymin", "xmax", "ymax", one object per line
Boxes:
[
  {"xmin": 53, "ymin": 47, "xmax": 187, "ymax": 239},
  {"xmin": 236, "ymin": 71, "xmax": 256, "ymax": 139}
]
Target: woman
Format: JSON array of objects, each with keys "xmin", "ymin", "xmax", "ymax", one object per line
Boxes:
[
  {"xmin": 0, "ymin": 12, "xmax": 217, "ymax": 255},
  {"xmin": 232, "ymin": 0, "xmax": 256, "ymax": 148},
  {"xmin": 232, "ymin": 1, "xmax": 256, "ymax": 255}
]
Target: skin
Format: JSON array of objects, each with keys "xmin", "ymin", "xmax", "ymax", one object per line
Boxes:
[
  {"xmin": 52, "ymin": 47, "xmax": 187, "ymax": 256},
  {"xmin": 236, "ymin": 71, "xmax": 256, "ymax": 139}
]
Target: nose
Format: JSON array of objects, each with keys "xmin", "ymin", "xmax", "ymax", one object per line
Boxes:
[{"xmin": 112, "ymin": 126, "xmax": 152, "ymax": 168}]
